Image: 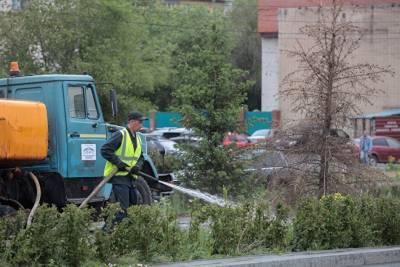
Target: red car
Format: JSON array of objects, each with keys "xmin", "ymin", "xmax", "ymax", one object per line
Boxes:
[
  {"xmin": 223, "ymin": 132, "xmax": 254, "ymax": 149},
  {"xmin": 354, "ymin": 136, "xmax": 400, "ymax": 165}
]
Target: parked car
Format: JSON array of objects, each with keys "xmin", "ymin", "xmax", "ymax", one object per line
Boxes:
[
  {"xmin": 273, "ymin": 125, "xmax": 350, "ymax": 149},
  {"xmin": 245, "ymin": 149, "xmax": 288, "ymax": 175},
  {"xmin": 148, "ymin": 127, "xmax": 194, "ymax": 139},
  {"xmin": 354, "ymin": 136, "xmax": 400, "ymax": 165},
  {"xmin": 247, "ymin": 129, "xmax": 274, "ymax": 143},
  {"xmin": 223, "ymin": 132, "xmax": 253, "ymax": 149},
  {"xmin": 145, "ymin": 135, "xmax": 179, "ymax": 155},
  {"xmin": 170, "ymin": 135, "xmax": 201, "ymax": 147}
]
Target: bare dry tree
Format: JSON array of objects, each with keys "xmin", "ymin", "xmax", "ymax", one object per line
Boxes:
[{"xmin": 278, "ymin": 0, "xmax": 394, "ymax": 198}]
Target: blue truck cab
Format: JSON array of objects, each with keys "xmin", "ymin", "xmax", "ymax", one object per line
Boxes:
[{"xmin": 0, "ymin": 73, "xmax": 171, "ymax": 209}]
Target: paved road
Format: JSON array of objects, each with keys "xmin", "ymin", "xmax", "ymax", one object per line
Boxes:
[{"xmin": 155, "ymin": 247, "xmax": 400, "ymax": 267}]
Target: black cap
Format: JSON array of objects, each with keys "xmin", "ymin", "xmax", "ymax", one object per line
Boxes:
[{"xmin": 127, "ymin": 111, "xmax": 148, "ymax": 122}]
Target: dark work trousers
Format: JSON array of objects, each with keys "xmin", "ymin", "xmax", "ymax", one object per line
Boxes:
[
  {"xmin": 113, "ymin": 183, "xmax": 138, "ymax": 209},
  {"xmin": 111, "ymin": 176, "xmax": 137, "ymax": 223}
]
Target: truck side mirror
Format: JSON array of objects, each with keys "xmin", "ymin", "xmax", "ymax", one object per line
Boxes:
[{"xmin": 110, "ymin": 89, "xmax": 118, "ymax": 117}]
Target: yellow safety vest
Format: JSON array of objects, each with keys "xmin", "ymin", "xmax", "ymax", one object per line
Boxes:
[{"xmin": 103, "ymin": 128, "xmax": 142, "ymax": 177}]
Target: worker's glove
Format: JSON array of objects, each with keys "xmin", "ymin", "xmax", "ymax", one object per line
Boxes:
[
  {"xmin": 129, "ymin": 165, "xmax": 140, "ymax": 175},
  {"xmin": 117, "ymin": 162, "xmax": 129, "ymax": 171}
]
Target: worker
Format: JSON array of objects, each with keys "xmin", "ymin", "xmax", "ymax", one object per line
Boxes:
[{"xmin": 101, "ymin": 111, "xmax": 147, "ymax": 221}]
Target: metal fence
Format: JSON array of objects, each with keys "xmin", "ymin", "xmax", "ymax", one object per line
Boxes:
[{"xmin": 148, "ymin": 111, "xmax": 272, "ymax": 135}]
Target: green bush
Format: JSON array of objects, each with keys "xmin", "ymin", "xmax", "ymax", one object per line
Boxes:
[
  {"xmin": 54, "ymin": 205, "xmax": 93, "ymax": 266},
  {"xmin": 110, "ymin": 201, "xmax": 184, "ymax": 262},
  {"xmin": 3, "ymin": 195, "xmax": 400, "ymax": 265},
  {"xmin": 0, "ymin": 210, "xmax": 27, "ymax": 264},
  {"xmin": 10, "ymin": 205, "xmax": 61, "ymax": 265},
  {"xmin": 265, "ymin": 203, "xmax": 290, "ymax": 249},
  {"xmin": 291, "ymin": 194, "xmax": 400, "ymax": 251},
  {"xmin": 6, "ymin": 205, "xmax": 93, "ymax": 266},
  {"xmin": 207, "ymin": 201, "xmax": 289, "ymax": 255},
  {"xmin": 184, "ymin": 201, "xmax": 213, "ymax": 260},
  {"xmin": 94, "ymin": 203, "xmax": 122, "ymax": 262},
  {"xmin": 373, "ymin": 197, "xmax": 400, "ymax": 245}
]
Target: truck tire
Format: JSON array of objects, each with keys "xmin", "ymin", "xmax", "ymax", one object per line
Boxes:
[
  {"xmin": 40, "ymin": 173, "xmax": 67, "ymax": 210},
  {"xmin": 135, "ymin": 177, "xmax": 152, "ymax": 205}
]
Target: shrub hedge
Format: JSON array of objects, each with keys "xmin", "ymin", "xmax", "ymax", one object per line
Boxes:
[
  {"xmin": 1, "ymin": 195, "xmax": 400, "ymax": 265},
  {"xmin": 292, "ymin": 194, "xmax": 400, "ymax": 251}
]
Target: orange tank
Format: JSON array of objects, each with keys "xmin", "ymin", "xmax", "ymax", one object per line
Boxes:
[{"xmin": 0, "ymin": 99, "xmax": 48, "ymax": 161}]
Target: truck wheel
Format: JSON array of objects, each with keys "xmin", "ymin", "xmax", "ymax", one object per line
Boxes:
[{"xmin": 135, "ymin": 177, "xmax": 153, "ymax": 205}]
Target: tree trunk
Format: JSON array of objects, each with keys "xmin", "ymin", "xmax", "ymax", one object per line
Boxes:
[{"xmin": 318, "ymin": 139, "xmax": 329, "ymax": 198}]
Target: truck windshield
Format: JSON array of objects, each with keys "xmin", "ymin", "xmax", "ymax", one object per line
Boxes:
[{"xmin": 0, "ymin": 89, "xmax": 5, "ymax": 98}]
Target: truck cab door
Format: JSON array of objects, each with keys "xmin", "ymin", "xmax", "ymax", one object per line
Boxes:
[{"xmin": 65, "ymin": 84, "xmax": 107, "ymax": 178}]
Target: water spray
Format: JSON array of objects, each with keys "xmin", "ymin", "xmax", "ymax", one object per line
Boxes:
[
  {"xmin": 138, "ymin": 171, "xmax": 230, "ymax": 207},
  {"xmin": 80, "ymin": 168, "xmax": 230, "ymax": 209}
]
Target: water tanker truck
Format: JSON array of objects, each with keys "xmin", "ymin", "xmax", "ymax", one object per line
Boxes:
[{"xmin": 0, "ymin": 62, "xmax": 172, "ymax": 216}]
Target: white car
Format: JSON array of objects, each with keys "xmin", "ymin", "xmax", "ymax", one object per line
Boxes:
[
  {"xmin": 145, "ymin": 135, "xmax": 179, "ymax": 155},
  {"xmin": 148, "ymin": 127, "xmax": 195, "ymax": 139},
  {"xmin": 248, "ymin": 129, "xmax": 273, "ymax": 143}
]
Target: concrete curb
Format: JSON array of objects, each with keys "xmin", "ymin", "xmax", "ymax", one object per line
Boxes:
[{"xmin": 154, "ymin": 247, "xmax": 400, "ymax": 267}]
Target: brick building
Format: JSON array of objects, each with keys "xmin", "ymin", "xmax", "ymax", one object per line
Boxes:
[{"xmin": 258, "ymin": 0, "xmax": 400, "ymax": 132}]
